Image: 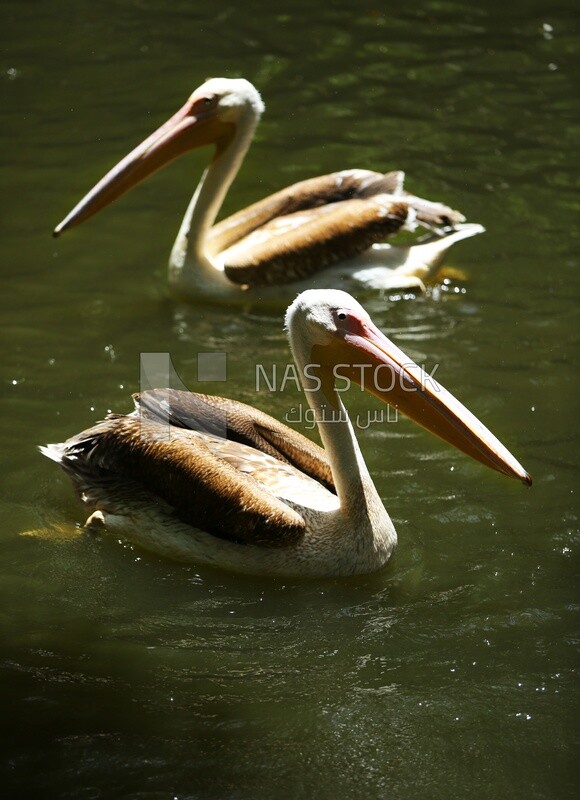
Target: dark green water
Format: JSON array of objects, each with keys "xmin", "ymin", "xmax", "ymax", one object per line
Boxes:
[{"xmin": 1, "ymin": 1, "xmax": 578, "ymax": 798}]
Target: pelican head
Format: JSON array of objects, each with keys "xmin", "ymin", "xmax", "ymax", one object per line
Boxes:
[
  {"xmin": 193, "ymin": 77, "xmax": 265, "ymax": 122},
  {"xmin": 286, "ymin": 289, "xmax": 532, "ymax": 486},
  {"xmin": 53, "ymin": 78, "xmax": 264, "ymax": 237}
]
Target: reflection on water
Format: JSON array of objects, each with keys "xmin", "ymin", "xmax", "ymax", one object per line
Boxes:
[{"xmin": 1, "ymin": 0, "xmax": 578, "ymax": 797}]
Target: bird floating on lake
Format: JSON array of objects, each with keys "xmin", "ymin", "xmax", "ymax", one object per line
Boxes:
[
  {"xmin": 41, "ymin": 290, "xmax": 530, "ymax": 577},
  {"xmin": 54, "ymin": 77, "xmax": 484, "ymax": 302}
]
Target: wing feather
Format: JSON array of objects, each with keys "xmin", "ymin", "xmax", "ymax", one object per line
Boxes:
[
  {"xmin": 56, "ymin": 415, "xmax": 308, "ymax": 547},
  {"xmin": 207, "ymin": 169, "xmax": 405, "ymax": 254},
  {"xmin": 205, "ymin": 167, "xmax": 465, "ymax": 288},
  {"xmin": 134, "ymin": 389, "xmax": 335, "ymax": 493},
  {"xmin": 222, "ymin": 198, "xmax": 410, "ymax": 286}
]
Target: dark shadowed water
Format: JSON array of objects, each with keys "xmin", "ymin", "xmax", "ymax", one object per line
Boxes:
[{"xmin": 1, "ymin": 1, "xmax": 578, "ymax": 798}]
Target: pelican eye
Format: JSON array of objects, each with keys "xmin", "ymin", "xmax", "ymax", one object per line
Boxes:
[{"xmin": 333, "ymin": 308, "xmax": 366, "ymax": 335}]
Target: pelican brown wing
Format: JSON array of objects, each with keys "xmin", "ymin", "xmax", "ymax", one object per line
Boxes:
[
  {"xmin": 221, "ymin": 198, "xmax": 410, "ymax": 286},
  {"xmin": 208, "ymin": 169, "xmax": 466, "ymax": 288},
  {"xmin": 207, "ymin": 169, "xmax": 406, "ymax": 253},
  {"xmin": 55, "ymin": 414, "xmax": 310, "ymax": 547},
  {"xmin": 134, "ymin": 389, "xmax": 335, "ymax": 493}
]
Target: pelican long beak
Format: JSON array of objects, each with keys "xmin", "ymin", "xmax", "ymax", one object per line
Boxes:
[
  {"xmin": 315, "ymin": 319, "xmax": 532, "ymax": 485},
  {"xmin": 53, "ymin": 96, "xmax": 234, "ymax": 237}
]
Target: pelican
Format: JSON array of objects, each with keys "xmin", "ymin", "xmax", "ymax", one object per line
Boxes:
[
  {"xmin": 53, "ymin": 77, "xmax": 484, "ymax": 301},
  {"xmin": 41, "ymin": 290, "xmax": 530, "ymax": 577}
]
